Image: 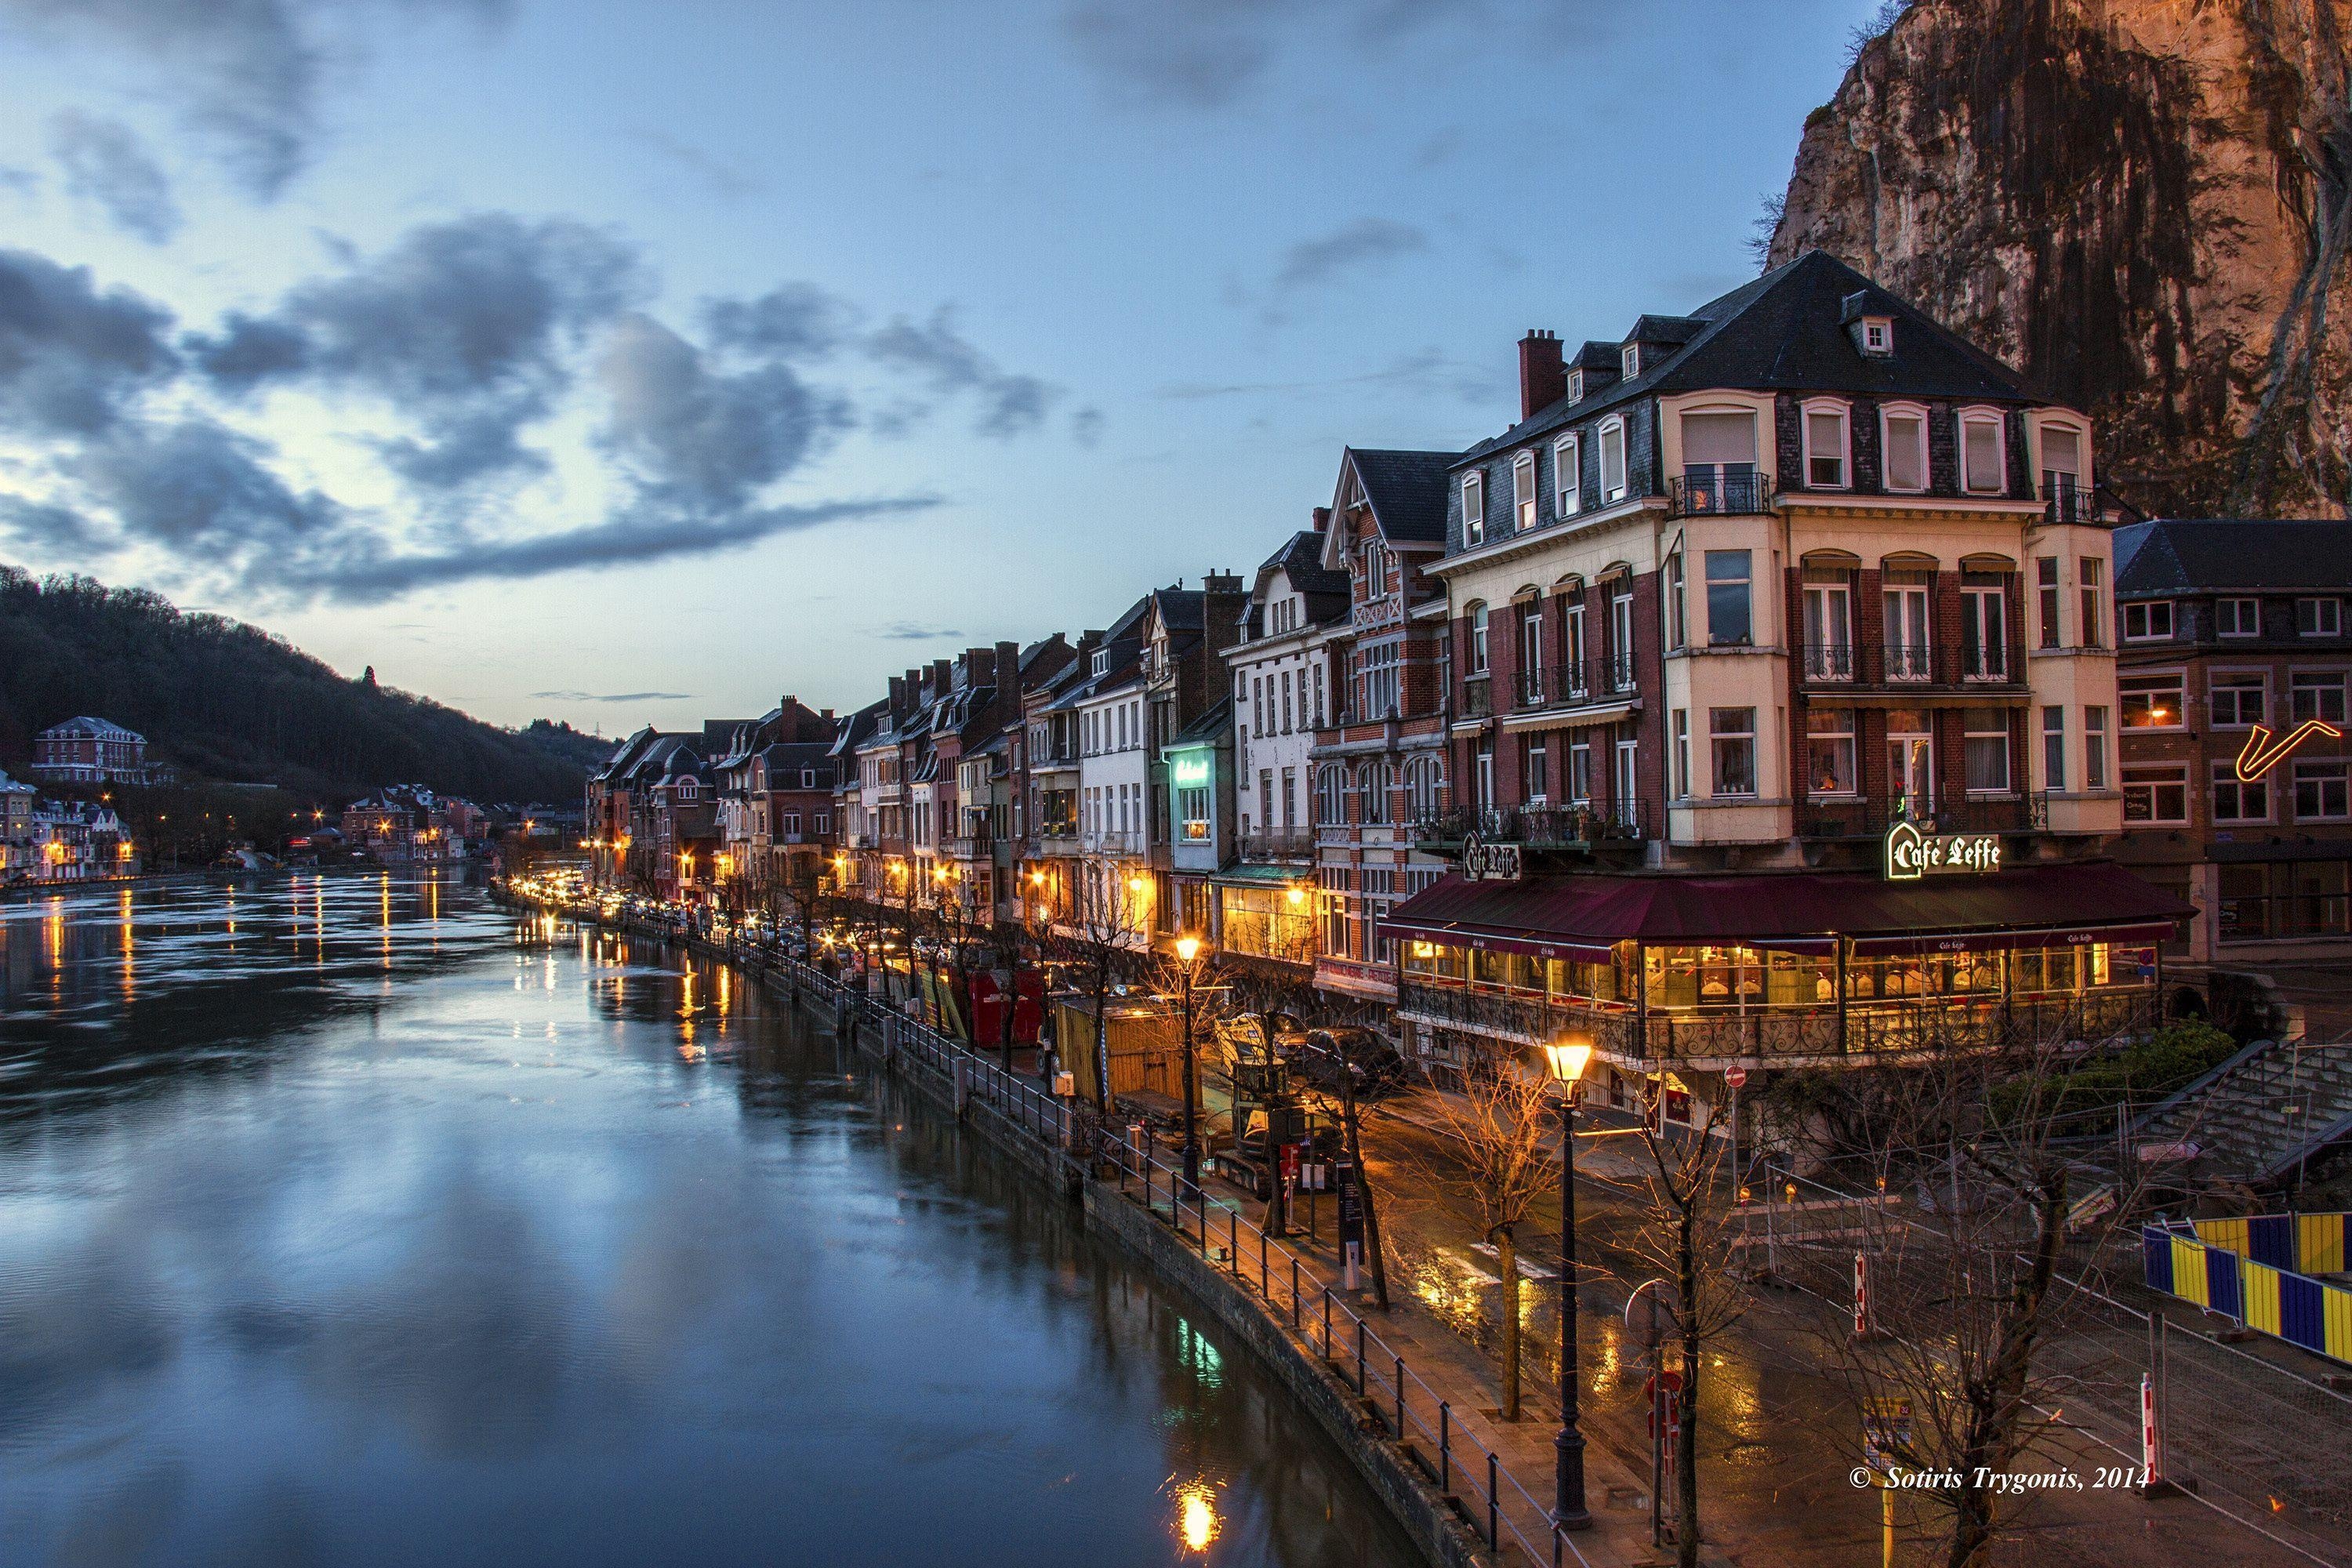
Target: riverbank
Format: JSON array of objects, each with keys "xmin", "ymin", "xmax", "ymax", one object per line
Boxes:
[
  {"xmin": 0, "ymin": 862, "xmax": 304, "ymax": 903},
  {"xmin": 504, "ymin": 888, "xmax": 1614, "ymax": 1568}
]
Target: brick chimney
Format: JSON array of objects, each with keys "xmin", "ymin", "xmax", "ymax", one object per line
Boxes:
[
  {"xmin": 1312, "ymin": 506, "xmax": 1330, "ymax": 534},
  {"xmin": 887, "ymin": 675, "xmax": 906, "ymax": 719},
  {"xmin": 995, "ymin": 639, "xmax": 1020, "ymax": 688},
  {"xmin": 1519, "ymin": 328, "xmax": 1565, "ymax": 419}
]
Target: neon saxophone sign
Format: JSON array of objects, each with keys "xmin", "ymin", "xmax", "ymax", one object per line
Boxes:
[{"xmin": 2234, "ymin": 720, "xmax": 2345, "ymax": 782}]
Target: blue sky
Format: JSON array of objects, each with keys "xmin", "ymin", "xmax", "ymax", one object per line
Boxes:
[{"xmin": 0, "ymin": 0, "xmax": 1885, "ymax": 732}]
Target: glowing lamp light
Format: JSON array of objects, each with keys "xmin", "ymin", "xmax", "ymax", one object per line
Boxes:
[
  {"xmin": 1127, "ymin": 874, "xmax": 1149, "ymax": 895},
  {"xmin": 1286, "ymin": 884, "xmax": 1305, "ymax": 906},
  {"xmin": 1174, "ymin": 934, "xmax": 1201, "ymax": 964},
  {"xmin": 1028, "ymin": 869, "xmax": 1046, "ymax": 886},
  {"xmin": 1541, "ymin": 1035, "xmax": 1594, "ymax": 1084}
]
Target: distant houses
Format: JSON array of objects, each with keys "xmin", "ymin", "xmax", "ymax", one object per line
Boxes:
[{"xmin": 29, "ymin": 717, "xmax": 162, "ymax": 786}]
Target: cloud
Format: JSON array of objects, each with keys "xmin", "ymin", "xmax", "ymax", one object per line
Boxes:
[
  {"xmin": 530, "ymin": 689, "xmax": 697, "ymax": 703},
  {"xmin": 629, "ymin": 128, "xmax": 760, "ymax": 201},
  {"xmin": 866, "ymin": 307, "xmax": 1058, "ymax": 439},
  {"xmin": 0, "ymin": 248, "xmax": 181, "ymax": 437},
  {"xmin": 1061, "ymin": 0, "xmax": 1301, "ymax": 107},
  {"xmin": 703, "ymin": 283, "xmax": 858, "ymax": 363},
  {"xmin": 1269, "ymin": 216, "xmax": 1425, "ymax": 300},
  {"xmin": 1156, "ymin": 346, "xmax": 1491, "ymax": 403},
  {"xmin": 1069, "ymin": 406, "xmax": 1105, "ymax": 447},
  {"xmin": 870, "ymin": 622, "xmax": 964, "ymax": 641},
  {"xmin": 0, "ymin": 165, "xmax": 36, "ymax": 195},
  {"xmin": 0, "ymin": 0, "xmax": 514, "ymax": 198},
  {"xmin": 47, "ymin": 112, "xmax": 180, "ymax": 242},
  {"xmin": 190, "ymin": 212, "xmax": 645, "ymax": 493}
]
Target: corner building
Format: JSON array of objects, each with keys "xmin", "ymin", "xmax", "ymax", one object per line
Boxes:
[{"xmin": 1385, "ymin": 252, "xmax": 2186, "ymax": 1123}]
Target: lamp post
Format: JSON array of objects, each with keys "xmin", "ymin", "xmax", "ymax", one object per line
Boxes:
[
  {"xmin": 1174, "ymin": 933, "xmax": 1205, "ymax": 1203},
  {"xmin": 1542, "ymin": 1033, "xmax": 1595, "ymax": 1533}
]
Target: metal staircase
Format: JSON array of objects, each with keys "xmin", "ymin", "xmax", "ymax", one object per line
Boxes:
[{"xmin": 2133, "ymin": 1036, "xmax": 2352, "ymax": 1187}]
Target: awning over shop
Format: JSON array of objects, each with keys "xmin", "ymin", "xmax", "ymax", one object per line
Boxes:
[
  {"xmin": 1210, "ymin": 863, "xmax": 1311, "ymax": 890},
  {"xmin": 1381, "ymin": 863, "xmax": 2192, "ymax": 960}
]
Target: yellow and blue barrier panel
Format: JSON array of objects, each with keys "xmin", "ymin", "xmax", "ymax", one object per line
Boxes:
[{"xmin": 2143, "ymin": 1214, "xmax": 2352, "ymax": 1363}]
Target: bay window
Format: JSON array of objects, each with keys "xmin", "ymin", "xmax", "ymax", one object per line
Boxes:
[{"xmin": 1710, "ymin": 707, "xmax": 1757, "ymax": 797}]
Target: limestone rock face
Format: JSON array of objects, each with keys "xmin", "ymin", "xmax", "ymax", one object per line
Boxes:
[{"xmin": 1768, "ymin": 0, "xmax": 2351, "ymax": 517}]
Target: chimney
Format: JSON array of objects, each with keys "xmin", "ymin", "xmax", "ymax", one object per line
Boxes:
[
  {"xmin": 820, "ymin": 708, "xmax": 834, "ymax": 723},
  {"xmin": 1312, "ymin": 506, "xmax": 1330, "ymax": 535},
  {"xmin": 995, "ymin": 639, "xmax": 1020, "ymax": 688},
  {"xmin": 931, "ymin": 658, "xmax": 951, "ymax": 695},
  {"xmin": 1518, "ymin": 328, "xmax": 1565, "ymax": 419},
  {"xmin": 887, "ymin": 675, "xmax": 906, "ymax": 718},
  {"xmin": 1203, "ymin": 570, "xmax": 1243, "ymax": 594}
]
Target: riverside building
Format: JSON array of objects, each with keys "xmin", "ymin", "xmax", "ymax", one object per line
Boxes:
[{"xmin": 1381, "ymin": 252, "xmax": 2186, "ymax": 1123}]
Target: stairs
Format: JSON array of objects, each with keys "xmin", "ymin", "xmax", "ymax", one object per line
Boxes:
[{"xmin": 2134, "ymin": 1037, "xmax": 2352, "ymax": 1186}]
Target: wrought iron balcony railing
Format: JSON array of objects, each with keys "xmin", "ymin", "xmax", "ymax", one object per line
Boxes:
[{"xmin": 1668, "ymin": 469, "xmax": 1773, "ymax": 518}]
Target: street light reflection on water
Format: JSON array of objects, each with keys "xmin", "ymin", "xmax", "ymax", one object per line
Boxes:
[{"xmin": 0, "ymin": 873, "xmax": 1421, "ymax": 1566}]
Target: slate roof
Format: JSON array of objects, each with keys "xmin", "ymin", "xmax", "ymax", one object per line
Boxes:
[
  {"xmin": 1170, "ymin": 695, "xmax": 1232, "ymax": 747},
  {"xmin": 38, "ymin": 716, "xmax": 143, "ymax": 743},
  {"xmin": 2114, "ymin": 518, "xmax": 2352, "ymax": 597},
  {"xmin": 1347, "ymin": 448, "xmax": 1456, "ymax": 544},
  {"xmin": 1461, "ymin": 250, "xmax": 2045, "ymax": 465}
]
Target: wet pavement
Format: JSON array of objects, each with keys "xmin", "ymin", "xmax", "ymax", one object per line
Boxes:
[{"xmin": 0, "ymin": 874, "xmax": 1420, "ymax": 1568}]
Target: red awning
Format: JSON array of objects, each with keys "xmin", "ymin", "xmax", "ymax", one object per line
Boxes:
[{"xmin": 1381, "ymin": 863, "xmax": 2191, "ymax": 957}]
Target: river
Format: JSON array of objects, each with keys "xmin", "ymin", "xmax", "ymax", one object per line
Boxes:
[{"xmin": 0, "ymin": 873, "xmax": 1420, "ymax": 1568}]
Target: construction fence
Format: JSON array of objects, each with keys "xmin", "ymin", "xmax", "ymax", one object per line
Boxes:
[{"xmin": 2143, "ymin": 1214, "xmax": 2352, "ymax": 1363}]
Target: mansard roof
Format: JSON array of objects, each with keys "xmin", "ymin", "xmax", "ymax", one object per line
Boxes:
[
  {"xmin": 2114, "ymin": 518, "xmax": 2352, "ymax": 596},
  {"xmin": 1344, "ymin": 448, "xmax": 1456, "ymax": 545},
  {"xmin": 1462, "ymin": 250, "xmax": 2047, "ymax": 465}
]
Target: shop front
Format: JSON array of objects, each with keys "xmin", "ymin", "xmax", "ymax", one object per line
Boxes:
[
  {"xmin": 1213, "ymin": 863, "xmax": 1319, "ymax": 967},
  {"xmin": 1381, "ymin": 850, "xmax": 2190, "ymax": 1105}
]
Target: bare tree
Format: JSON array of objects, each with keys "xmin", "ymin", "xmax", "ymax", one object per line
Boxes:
[
  {"xmin": 1628, "ymin": 1089, "xmax": 1744, "ymax": 1568},
  {"xmin": 1052, "ymin": 865, "xmax": 1148, "ymax": 1119},
  {"xmin": 1793, "ymin": 1023, "xmax": 2148, "ymax": 1568},
  {"xmin": 1410, "ymin": 1060, "xmax": 1559, "ymax": 1419}
]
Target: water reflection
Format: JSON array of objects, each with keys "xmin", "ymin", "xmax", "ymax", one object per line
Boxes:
[{"xmin": 0, "ymin": 876, "xmax": 1416, "ymax": 1567}]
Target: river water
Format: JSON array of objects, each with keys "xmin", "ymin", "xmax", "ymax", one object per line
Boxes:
[{"xmin": 0, "ymin": 873, "xmax": 1419, "ymax": 1568}]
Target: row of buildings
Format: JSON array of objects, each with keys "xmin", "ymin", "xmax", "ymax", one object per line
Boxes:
[
  {"xmin": 586, "ymin": 252, "xmax": 2350, "ymax": 1122},
  {"xmin": 0, "ymin": 769, "xmax": 138, "ymax": 882}
]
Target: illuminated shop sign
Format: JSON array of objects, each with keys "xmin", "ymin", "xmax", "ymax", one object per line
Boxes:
[
  {"xmin": 1882, "ymin": 819, "xmax": 2002, "ymax": 880},
  {"xmin": 2234, "ymin": 720, "xmax": 2343, "ymax": 782},
  {"xmin": 1461, "ymin": 833, "xmax": 1523, "ymax": 883},
  {"xmin": 1169, "ymin": 753, "xmax": 1211, "ymax": 788}
]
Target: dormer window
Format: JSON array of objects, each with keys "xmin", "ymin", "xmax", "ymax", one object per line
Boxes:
[
  {"xmin": 1091, "ymin": 649, "xmax": 1109, "ymax": 677},
  {"xmin": 1566, "ymin": 368, "xmax": 1584, "ymax": 401},
  {"xmin": 1461, "ymin": 471, "xmax": 1485, "ymax": 546},
  {"xmin": 1554, "ymin": 433, "xmax": 1579, "ymax": 517},
  {"xmin": 1512, "ymin": 450, "xmax": 1537, "ymax": 528},
  {"xmin": 1860, "ymin": 318, "xmax": 1893, "ymax": 355},
  {"xmin": 1803, "ymin": 400, "xmax": 1849, "ymax": 488},
  {"xmin": 1621, "ymin": 344, "xmax": 1640, "ymax": 379},
  {"xmin": 1960, "ymin": 409, "xmax": 2006, "ymax": 494}
]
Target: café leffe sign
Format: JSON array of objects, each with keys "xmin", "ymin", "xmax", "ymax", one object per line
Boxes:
[
  {"xmin": 1461, "ymin": 833, "xmax": 1523, "ymax": 882},
  {"xmin": 1882, "ymin": 818, "xmax": 2002, "ymax": 880}
]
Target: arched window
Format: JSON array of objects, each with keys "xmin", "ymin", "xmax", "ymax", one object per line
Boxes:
[
  {"xmin": 1316, "ymin": 764, "xmax": 1347, "ymax": 826},
  {"xmin": 1465, "ymin": 601, "xmax": 1489, "ymax": 674},
  {"xmin": 1357, "ymin": 762, "xmax": 1391, "ymax": 825},
  {"xmin": 1404, "ymin": 756, "xmax": 1444, "ymax": 823}
]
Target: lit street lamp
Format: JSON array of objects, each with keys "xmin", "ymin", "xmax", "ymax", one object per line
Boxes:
[
  {"xmin": 1174, "ymin": 933, "xmax": 1206, "ymax": 1202},
  {"xmin": 1541, "ymin": 1033, "xmax": 1595, "ymax": 1533}
]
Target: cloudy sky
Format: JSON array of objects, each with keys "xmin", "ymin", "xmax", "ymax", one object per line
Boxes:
[{"xmin": 0, "ymin": 0, "xmax": 1883, "ymax": 731}]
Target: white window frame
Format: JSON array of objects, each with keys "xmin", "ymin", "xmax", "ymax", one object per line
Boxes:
[
  {"xmin": 1861, "ymin": 318, "xmax": 1892, "ymax": 354},
  {"xmin": 1467, "ymin": 602, "xmax": 1489, "ymax": 676},
  {"xmin": 2212, "ymin": 764, "xmax": 2270, "ymax": 826},
  {"xmin": 2122, "ymin": 764, "xmax": 2190, "ymax": 826},
  {"xmin": 1621, "ymin": 344, "xmax": 1640, "ymax": 379},
  {"xmin": 1461, "ymin": 472, "xmax": 1484, "ymax": 546},
  {"xmin": 2216, "ymin": 597, "xmax": 2260, "ymax": 638},
  {"xmin": 1598, "ymin": 417, "xmax": 1628, "ymax": 504},
  {"xmin": 1962, "ymin": 709, "xmax": 2013, "ymax": 797},
  {"xmin": 1553, "ymin": 433, "xmax": 1579, "ymax": 517},
  {"xmin": 1800, "ymin": 397, "xmax": 1851, "ymax": 490},
  {"xmin": 2209, "ymin": 670, "xmax": 2267, "ymax": 729},
  {"xmin": 1566, "ymin": 368, "xmax": 1583, "ymax": 401},
  {"xmin": 1878, "ymin": 401, "xmax": 1929, "ymax": 494},
  {"xmin": 2296, "ymin": 597, "xmax": 2343, "ymax": 637},
  {"xmin": 1959, "ymin": 407, "xmax": 2007, "ymax": 495},
  {"xmin": 2290, "ymin": 670, "xmax": 2349, "ymax": 724},
  {"xmin": 2122, "ymin": 601, "xmax": 2176, "ymax": 642},
  {"xmin": 2119, "ymin": 670, "xmax": 2187, "ymax": 731},
  {"xmin": 2293, "ymin": 760, "xmax": 2350, "ymax": 822},
  {"xmin": 1512, "ymin": 449, "xmax": 1537, "ymax": 529}
]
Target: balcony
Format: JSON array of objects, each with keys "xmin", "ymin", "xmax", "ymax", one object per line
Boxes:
[
  {"xmin": 1239, "ymin": 826, "xmax": 1316, "ymax": 861},
  {"xmin": 1413, "ymin": 800, "xmax": 1650, "ymax": 850},
  {"xmin": 1512, "ymin": 658, "xmax": 1634, "ymax": 712},
  {"xmin": 1796, "ymin": 793, "xmax": 2047, "ymax": 840},
  {"xmin": 1796, "ymin": 641, "xmax": 2024, "ymax": 690},
  {"xmin": 1081, "ymin": 829, "xmax": 1145, "ymax": 855},
  {"xmin": 1458, "ymin": 677, "xmax": 1494, "ymax": 720},
  {"xmin": 1668, "ymin": 469, "xmax": 1773, "ymax": 518},
  {"xmin": 2040, "ymin": 474, "xmax": 2134, "ymax": 526}
]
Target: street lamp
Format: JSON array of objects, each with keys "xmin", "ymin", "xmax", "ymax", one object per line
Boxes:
[
  {"xmin": 1541, "ymin": 1033, "xmax": 1595, "ymax": 1533},
  {"xmin": 1174, "ymin": 933, "xmax": 1205, "ymax": 1202}
]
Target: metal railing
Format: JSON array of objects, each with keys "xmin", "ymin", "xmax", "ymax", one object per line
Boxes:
[
  {"xmin": 1238, "ymin": 826, "xmax": 1316, "ymax": 860},
  {"xmin": 1795, "ymin": 641, "xmax": 2024, "ymax": 688},
  {"xmin": 1797, "ymin": 795, "xmax": 2042, "ymax": 839},
  {"xmin": 1668, "ymin": 469, "xmax": 1773, "ymax": 517},
  {"xmin": 1458, "ymin": 677, "xmax": 1494, "ymax": 720}
]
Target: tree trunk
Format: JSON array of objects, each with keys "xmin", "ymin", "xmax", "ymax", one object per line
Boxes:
[
  {"xmin": 1338, "ymin": 1080, "xmax": 1391, "ymax": 1312},
  {"xmin": 1677, "ymin": 1201, "xmax": 1701, "ymax": 1567},
  {"xmin": 1498, "ymin": 1225, "xmax": 1522, "ymax": 1421}
]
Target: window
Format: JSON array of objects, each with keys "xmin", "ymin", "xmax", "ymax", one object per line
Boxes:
[
  {"xmin": 1519, "ymin": 600, "xmax": 1544, "ymax": 681},
  {"xmin": 1961, "ymin": 571, "xmax": 2009, "ymax": 679},
  {"xmin": 2036, "ymin": 557, "xmax": 2061, "ymax": 649},
  {"xmin": 2217, "ymin": 597, "xmax": 2260, "ymax": 637},
  {"xmin": 2119, "ymin": 672, "xmax": 2185, "ymax": 728},
  {"xmin": 1664, "ymin": 553, "xmax": 1686, "ymax": 652},
  {"xmin": 1704, "ymin": 550, "xmax": 1752, "ymax": 646},
  {"xmin": 1862, "ymin": 318, "xmax": 1891, "ymax": 354},
  {"xmin": 1404, "ymin": 757, "xmax": 1442, "ymax": 822},
  {"xmin": 2123, "ymin": 765, "xmax": 2189, "ymax": 825},
  {"xmin": 1512, "ymin": 450, "xmax": 1537, "ymax": 528},
  {"xmin": 2213, "ymin": 765, "xmax": 2268, "ymax": 824},
  {"xmin": 2122, "ymin": 601, "xmax": 2176, "ymax": 641},
  {"xmin": 2297, "ymin": 597, "xmax": 2342, "ymax": 637},
  {"xmin": 2039, "ymin": 423, "xmax": 2084, "ymax": 504},
  {"xmin": 1882, "ymin": 405, "xmax": 1928, "ymax": 492},
  {"xmin": 1316, "ymin": 765, "xmax": 1345, "ymax": 826},
  {"xmin": 1468, "ymin": 603, "xmax": 1489, "ymax": 675},
  {"xmin": 1882, "ymin": 567, "xmax": 1932, "ymax": 680},
  {"xmin": 2042, "ymin": 705, "xmax": 2066, "ymax": 792},
  {"xmin": 2084, "ymin": 706, "xmax": 2109, "ymax": 790},
  {"xmin": 1613, "ymin": 739, "xmax": 1639, "ymax": 827},
  {"xmin": 1621, "ymin": 343, "xmax": 1640, "ymax": 378},
  {"xmin": 1475, "ymin": 742, "xmax": 1494, "ymax": 808},
  {"xmin": 1566, "ymin": 368, "xmax": 1583, "ymax": 401},
  {"xmin": 1607, "ymin": 584, "xmax": 1636, "ymax": 688},
  {"xmin": 1888, "ymin": 713, "xmax": 1933, "ymax": 815},
  {"xmin": 1710, "ymin": 707, "xmax": 1757, "ymax": 797},
  {"xmin": 1671, "ymin": 710, "xmax": 1690, "ymax": 797},
  {"xmin": 1554, "ymin": 434, "xmax": 1579, "ymax": 517},
  {"xmin": 1523, "ymin": 735, "xmax": 1549, "ymax": 803},
  {"xmin": 1562, "ymin": 597, "xmax": 1588, "ymax": 692},
  {"xmin": 1961, "ymin": 411, "xmax": 2005, "ymax": 493},
  {"xmin": 1599, "ymin": 419, "xmax": 1628, "ymax": 503},
  {"xmin": 1802, "ymin": 402, "xmax": 1849, "ymax": 488},
  {"xmin": 1359, "ymin": 640, "xmax": 1400, "ymax": 720},
  {"xmin": 2210, "ymin": 672, "xmax": 2266, "ymax": 728},
  {"xmin": 2292, "ymin": 671, "xmax": 2349, "ymax": 724},
  {"xmin": 1461, "ymin": 472, "xmax": 1484, "ymax": 546},
  {"xmin": 1178, "ymin": 783, "xmax": 1210, "ymax": 840},
  {"xmin": 2078, "ymin": 558, "xmax": 2105, "ymax": 648},
  {"xmin": 2295, "ymin": 760, "xmax": 2350, "ymax": 820},
  {"xmin": 1679, "ymin": 410, "xmax": 1758, "ymax": 508},
  {"xmin": 781, "ymin": 811, "xmax": 801, "ymax": 837},
  {"xmin": 1802, "ymin": 565, "xmax": 1853, "ymax": 679},
  {"xmin": 1281, "ymin": 669, "xmax": 1294, "ymax": 731},
  {"xmin": 1567, "ymin": 739, "xmax": 1592, "ymax": 804},
  {"xmin": 1963, "ymin": 708, "xmax": 2011, "ymax": 794},
  {"xmin": 1806, "ymin": 708, "xmax": 1857, "ymax": 795},
  {"xmin": 1359, "ymin": 763, "xmax": 1391, "ymax": 824}
]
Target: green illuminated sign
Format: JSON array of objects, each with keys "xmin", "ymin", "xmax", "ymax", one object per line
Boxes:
[{"xmin": 1171, "ymin": 754, "xmax": 1211, "ymax": 788}]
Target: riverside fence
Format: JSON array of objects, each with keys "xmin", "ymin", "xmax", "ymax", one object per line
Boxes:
[{"xmin": 533, "ymin": 895, "xmax": 1600, "ymax": 1568}]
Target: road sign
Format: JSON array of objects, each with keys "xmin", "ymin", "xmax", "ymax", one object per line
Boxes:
[
  {"xmin": 1724, "ymin": 1065, "xmax": 1748, "ymax": 1089},
  {"xmin": 1645, "ymin": 1370, "xmax": 1684, "ymax": 1442},
  {"xmin": 1853, "ymin": 1250, "xmax": 1871, "ymax": 1338},
  {"xmin": 1862, "ymin": 1396, "xmax": 1912, "ymax": 1471}
]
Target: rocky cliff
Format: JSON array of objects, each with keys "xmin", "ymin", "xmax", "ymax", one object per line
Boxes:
[{"xmin": 1767, "ymin": 0, "xmax": 2350, "ymax": 518}]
